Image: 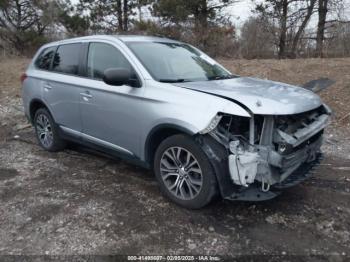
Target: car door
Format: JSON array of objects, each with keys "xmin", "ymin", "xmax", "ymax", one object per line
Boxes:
[
  {"xmin": 43, "ymin": 43, "xmax": 84, "ymax": 133},
  {"xmin": 79, "ymin": 41, "xmax": 145, "ymax": 156}
]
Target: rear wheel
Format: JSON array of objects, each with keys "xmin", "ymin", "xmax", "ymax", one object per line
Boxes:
[
  {"xmin": 154, "ymin": 134, "xmax": 218, "ymax": 209},
  {"xmin": 34, "ymin": 108, "xmax": 66, "ymax": 152}
]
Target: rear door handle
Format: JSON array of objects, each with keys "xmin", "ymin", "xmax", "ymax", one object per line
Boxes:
[{"xmin": 43, "ymin": 84, "xmax": 52, "ymax": 90}]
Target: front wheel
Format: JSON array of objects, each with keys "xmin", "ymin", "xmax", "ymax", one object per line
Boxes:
[{"xmin": 154, "ymin": 134, "xmax": 218, "ymax": 209}]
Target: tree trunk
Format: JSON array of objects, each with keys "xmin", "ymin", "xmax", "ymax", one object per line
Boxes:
[
  {"xmin": 199, "ymin": 0, "xmax": 208, "ymax": 28},
  {"xmin": 116, "ymin": 0, "xmax": 123, "ymax": 31},
  {"xmin": 278, "ymin": 0, "xmax": 288, "ymax": 58},
  {"xmin": 193, "ymin": 0, "xmax": 208, "ymax": 29},
  {"xmin": 316, "ymin": 0, "xmax": 328, "ymax": 57},
  {"xmin": 123, "ymin": 0, "xmax": 128, "ymax": 31},
  {"xmin": 138, "ymin": 0, "xmax": 142, "ymax": 22},
  {"xmin": 291, "ymin": 0, "xmax": 317, "ymax": 57}
]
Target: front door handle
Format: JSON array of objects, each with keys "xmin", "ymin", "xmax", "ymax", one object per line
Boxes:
[{"xmin": 80, "ymin": 91, "xmax": 93, "ymax": 101}]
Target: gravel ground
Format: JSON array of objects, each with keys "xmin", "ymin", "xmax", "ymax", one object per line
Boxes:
[{"xmin": 0, "ymin": 58, "xmax": 349, "ymax": 260}]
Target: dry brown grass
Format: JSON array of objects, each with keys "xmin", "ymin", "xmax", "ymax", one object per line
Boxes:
[
  {"xmin": 1, "ymin": 57, "xmax": 349, "ymax": 131},
  {"xmin": 0, "ymin": 57, "xmax": 30, "ymax": 99}
]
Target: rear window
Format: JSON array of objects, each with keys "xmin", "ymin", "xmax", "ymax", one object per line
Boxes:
[
  {"xmin": 52, "ymin": 43, "xmax": 81, "ymax": 75},
  {"xmin": 34, "ymin": 46, "xmax": 56, "ymax": 70}
]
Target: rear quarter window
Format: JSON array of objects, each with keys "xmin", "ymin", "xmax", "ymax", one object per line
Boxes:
[
  {"xmin": 34, "ymin": 46, "xmax": 56, "ymax": 70},
  {"xmin": 52, "ymin": 43, "xmax": 81, "ymax": 75}
]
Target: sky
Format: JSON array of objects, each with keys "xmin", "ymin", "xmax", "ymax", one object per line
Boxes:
[{"xmin": 225, "ymin": 0, "xmax": 258, "ymax": 27}]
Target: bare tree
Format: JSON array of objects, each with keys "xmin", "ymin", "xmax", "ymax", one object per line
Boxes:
[
  {"xmin": 240, "ymin": 16, "xmax": 277, "ymax": 58},
  {"xmin": 316, "ymin": 0, "xmax": 329, "ymax": 56},
  {"xmin": 279, "ymin": 0, "xmax": 288, "ymax": 58},
  {"xmin": 116, "ymin": 0, "xmax": 123, "ymax": 31},
  {"xmin": 255, "ymin": 0, "xmax": 323, "ymax": 58},
  {"xmin": 255, "ymin": 0, "xmax": 292, "ymax": 58},
  {"xmin": 123, "ymin": 0, "xmax": 128, "ymax": 31},
  {"xmin": 290, "ymin": 0, "xmax": 317, "ymax": 56},
  {"xmin": 0, "ymin": 0, "xmax": 59, "ymax": 54}
]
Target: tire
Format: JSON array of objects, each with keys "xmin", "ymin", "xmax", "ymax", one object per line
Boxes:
[
  {"xmin": 154, "ymin": 134, "xmax": 218, "ymax": 209},
  {"xmin": 33, "ymin": 108, "xmax": 66, "ymax": 152}
]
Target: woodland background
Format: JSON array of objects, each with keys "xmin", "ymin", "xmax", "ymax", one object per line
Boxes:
[{"xmin": 0, "ymin": 0, "xmax": 349, "ymax": 58}]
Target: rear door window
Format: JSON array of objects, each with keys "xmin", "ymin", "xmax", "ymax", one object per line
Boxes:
[
  {"xmin": 52, "ymin": 43, "xmax": 81, "ymax": 75},
  {"xmin": 35, "ymin": 46, "xmax": 56, "ymax": 70}
]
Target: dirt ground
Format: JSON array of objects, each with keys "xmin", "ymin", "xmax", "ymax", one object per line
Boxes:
[{"xmin": 0, "ymin": 57, "xmax": 349, "ymax": 259}]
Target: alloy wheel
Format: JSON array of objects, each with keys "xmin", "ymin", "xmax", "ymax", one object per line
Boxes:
[
  {"xmin": 160, "ymin": 146, "xmax": 203, "ymax": 200},
  {"xmin": 35, "ymin": 113, "xmax": 53, "ymax": 148}
]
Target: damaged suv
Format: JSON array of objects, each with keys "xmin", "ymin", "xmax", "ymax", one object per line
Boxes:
[{"xmin": 22, "ymin": 35, "xmax": 331, "ymax": 209}]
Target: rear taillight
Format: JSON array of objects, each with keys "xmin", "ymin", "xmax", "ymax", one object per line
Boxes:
[{"xmin": 20, "ymin": 73, "xmax": 27, "ymax": 84}]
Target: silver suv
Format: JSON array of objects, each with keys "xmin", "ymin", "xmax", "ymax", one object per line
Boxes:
[{"xmin": 22, "ymin": 35, "xmax": 331, "ymax": 209}]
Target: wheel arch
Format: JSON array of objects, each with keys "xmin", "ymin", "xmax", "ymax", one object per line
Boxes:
[
  {"xmin": 144, "ymin": 124, "xmax": 196, "ymax": 167},
  {"xmin": 29, "ymin": 99, "xmax": 52, "ymax": 123}
]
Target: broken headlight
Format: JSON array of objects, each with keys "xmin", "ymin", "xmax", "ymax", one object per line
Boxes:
[{"xmin": 199, "ymin": 114, "xmax": 223, "ymax": 134}]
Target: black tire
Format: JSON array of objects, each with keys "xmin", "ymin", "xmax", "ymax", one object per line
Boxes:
[
  {"xmin": 33, "ymin": 108, "xmax": 66, "ymax": 152},
  {"xmin": 154, "ymin": 134, "xmax": 218, "ymax": 209}
]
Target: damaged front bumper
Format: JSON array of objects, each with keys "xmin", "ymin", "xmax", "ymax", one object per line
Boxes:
[
  {"xmin": 226, "ymin": 148, "xmax": 324, "ymax": 202},
  {"xmin": 198, "ymin": 104, "xmax": 330, "ymax": 201}
]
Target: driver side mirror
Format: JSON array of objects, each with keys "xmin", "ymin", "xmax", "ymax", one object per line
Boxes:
[{"xmin": 103, "ymin": 68, "xmax": 132, "ymax": 86}]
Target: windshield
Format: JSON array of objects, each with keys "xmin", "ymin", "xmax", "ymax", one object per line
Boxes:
[{"xmin": 126, "ymin": 42, "xmax": 234, "ymax": 82}]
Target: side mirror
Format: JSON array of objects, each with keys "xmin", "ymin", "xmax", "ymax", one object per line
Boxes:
[{"xmin": 103, "ymin": 68, "xmax": 131, "ymax": 86}]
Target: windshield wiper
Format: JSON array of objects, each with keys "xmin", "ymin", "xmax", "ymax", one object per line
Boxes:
[
  {"xmin": 208, "ymin": 74, "xmax": 237, "ymax": 81},
  {"xmin": 158, "ymin": 78, "xmax": 191, "ymax": 83}
]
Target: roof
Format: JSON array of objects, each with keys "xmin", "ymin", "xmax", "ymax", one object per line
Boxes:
[
  {"xmin": 115, "ymin": 35, "xmax": 180, "ymax": 43},
  {"xmin": 47, "ymin": 35, "xmax": 181, "ymax": 46}
]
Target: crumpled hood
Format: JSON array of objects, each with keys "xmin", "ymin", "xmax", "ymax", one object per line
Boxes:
[{"xmin": 175, "ymin": 77, "xmax": 323, "ymax": 115}]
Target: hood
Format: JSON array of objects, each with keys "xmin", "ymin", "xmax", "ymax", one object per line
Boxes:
[{"xmin": 175, "ymin": 77, "xmax": 323, "ymax": 115}]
